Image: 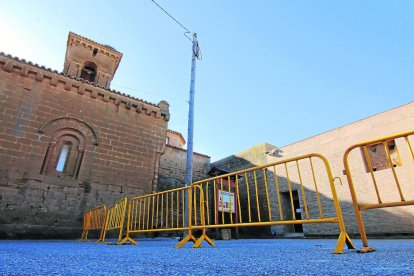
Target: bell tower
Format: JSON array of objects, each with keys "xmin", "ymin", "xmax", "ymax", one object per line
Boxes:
[{"xmin": 63, "ymin": 32, "xmax": 123, "ymax": 89}]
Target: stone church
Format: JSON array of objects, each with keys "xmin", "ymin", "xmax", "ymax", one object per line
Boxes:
[{"xmin": 0, "ymin": 33, "xmax": 171, "ymax": 238}]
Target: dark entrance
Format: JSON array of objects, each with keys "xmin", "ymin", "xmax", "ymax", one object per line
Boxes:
[{"xmin": 280, "ymin": 190, "xmax": 303, "ymax": 234}]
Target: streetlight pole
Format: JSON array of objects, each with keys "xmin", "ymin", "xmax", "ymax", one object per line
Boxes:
[{"xmin": 184, "ymin": 33, "xmax": 199, "ymax": 226}]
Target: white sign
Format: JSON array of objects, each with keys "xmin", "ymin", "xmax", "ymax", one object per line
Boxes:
[{"xmin": 218, "ymin": 190, "xmax": 235, "ymax": 213}]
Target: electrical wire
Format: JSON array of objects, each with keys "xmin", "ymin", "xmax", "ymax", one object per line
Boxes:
[
  {"xmin": 150, "ymin": 0, "xmax": 192, "ymax": 42},
  {"xmin": 150, "ymin": 0, "xmax": 202, "ymax": 60}
]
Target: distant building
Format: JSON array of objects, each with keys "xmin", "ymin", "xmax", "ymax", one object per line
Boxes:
[
  {"xmin": 212, "ymin": 102, "xmax": 414, "ymax": 237},
  {"xmin": 158, "ymin": 130, "xmax": 210, "ymax": 192},
  {"xmin": 0, "ymin": 33, "xmax": 170, "ymax": 238}
]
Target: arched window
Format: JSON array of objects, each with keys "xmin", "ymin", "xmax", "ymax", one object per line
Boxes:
[
  {"xmin": 80, "ymin": 61, "xmax": 97, "ymax": 83},
  {"xmin": 41, "ymin": 129, "xmax": 86, "ymax": 179}
]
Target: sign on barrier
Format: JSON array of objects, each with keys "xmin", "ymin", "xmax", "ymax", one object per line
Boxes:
[
  {"xmin": 343, "ymin": 130, "xmax": 414, "ymax": 252},
  {"xmin": 79, "ymin": 205, "xmax": 106, "ymax": 242},
  {"xmin": 218, "ymin": 190, "xmax": 235, "ymax": 213},
  {"xmin": 179, "ymin": 153, "xmax": 355, "ymax": 254},
  {"xmin": 100, "ymin": 198, "xmax": 128, "ymax": 244}
]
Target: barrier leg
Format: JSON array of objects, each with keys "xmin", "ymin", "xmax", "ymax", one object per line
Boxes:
[
  {"xmin": 119, "ymin": 227, "xmax": 138, "ymax": 245},
  {"xmin": 175, "ymin": 230, "xmax": 197, "ymax": 249},
  {"xmin": 354, "ymin": 209, "xmax": 375, "ymax": 253},
  {"xmin": 193, "ymin": 229, "xmax": 216, "ymax": 248},
  {"xmin": 333, "ymin": 231, "xmax": 355, "ymax": 254},
  {"xmin": 96, "ymin": 215, "xmax": 108, "ymax": 243},
  {"xmin": 79, "ymin": 230, "xmax": 88, "ymax": 242},
  {"xmin": 99, "ymin": 229, "xmax": 107, "ymax": 244},
  {"xmin": 324, "ymin": 160, "xmax": 356, "ymax": 254}
]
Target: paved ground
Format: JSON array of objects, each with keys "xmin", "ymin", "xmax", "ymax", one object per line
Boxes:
[{"xmin": 0, "ymin": 238, "xmax": 413, "ymax": 275}]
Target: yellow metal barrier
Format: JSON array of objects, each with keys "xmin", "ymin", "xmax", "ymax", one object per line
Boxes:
[
  {"xmin": 120, "ymin": 186, "xmax": 215, "ymax": 247},
  {"xmin": 80, "ymin": 205, "xmax": 107, "ymax": 242},
  {"xmin": 176, "ymin": 184, "xmax": 215, "ymax": 248},
  {"xmin": 100, "ymin": 198, "xmax": 128, "ymax": 244},
  {"xmin": 179, "ymin": 153, "xmax": 355, "ymax": 254},
  {"xmin": 343, "ymin": 130, "xmax": 414, "ymax": 252}
]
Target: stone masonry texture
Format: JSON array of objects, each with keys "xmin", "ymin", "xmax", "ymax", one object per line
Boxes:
[
  {"xmin": 0, "ymin": 52, "xmax": 169, "ymax": 238},
  {"xmin": 158, "ymin": 145, "xmax": 210, "ymax": 191},
  {"xmin": 212, "ymin": 104, "xmax": 414, "ymax": 238}
]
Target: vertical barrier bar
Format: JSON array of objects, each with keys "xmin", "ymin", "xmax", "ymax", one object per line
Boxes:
[
  {"xmin": 176, "ymin": 191, "xmax": 179, "ymax": 229},
  {"xmin": 244, "ymin": 172, "xmax": 252, "ymax": 223},
  {"xmin": 147, "ymin": 198, "xmax": 151, "ymax": 230},
  {"xmin": 125, "ymin": 200, "xmax": 131, "ymax": 239},
  {"xmin": 309, "ymin": 158, "xmax": 324, "ymax": 219},
  {"xmin": 171, "ymin": 192, "xmax": 174, "ymax": 228},
  {"xmin": 129, "ymin": 202, "xmax": 133, "ymax": 232},
  {"xmin": 182, "ymin": 190, "xmax": 185, "ymax": 228},
  {"xmin": 253, "ymin": 171, "xmax": 261, "ymax": 222},
  {"xmin": 118, "ymin": 200, "xmax": 127, "ymax": 243},
  {"xmin": 138, "ymin": 199, "xmax": 142, "ymax": 230},
  {"xmin": 285, "ymin": 163, "xmax": 296, "ymax": 220},
  {"xmin": 151, "ymin": 196, "xmax": 155, "ymax": 229},
  {"xmin": 166, "ymin": 192, "xmax": 169, "ymax": 229},
  {"xmin": 194, "ymin": 187, "xmax": 198, "ymax": 226},
  {"xmin": 296, "ymin": 160, "xmax": 309, "ymax": 220},
  {"xmin": 213, "ymin": 180, "xmax": 217, "ymax": 224},
  {"xmin": 228, "ymin": 176, "xmax": 233, "ymax": 224},
  {"xmin": 156, "ymin": 195, "xmax": 159, "ymax": 229},
  {"xmin": 142, "ymin": 198, "xmax": 147, "ymax": 230},
  {"xmin": 383, "ymin": 141, "xmax": 405, "ymax": 201},
  {"xmin": 206, "ymin": 182, "xmax": 210, "ymax": 225},
  {"xmin": 220, "ymin": 178, "xmax": 224, "ymax": 224},
  {"xmin": 273, "ymin": 165, "xmax": 283, "ymax": 220},
  {"xmin": 362, "ymin": 146, "xmax": 382, "ymax": 204},
  {"xmin": 263, "ymin": 169, "xmax": 272, "ymax": 221},
  {"xmin": 405, "ymin": 137, "xmax": 414, "ymax": 161},
  {"xmin": 161, "ymin": 194, "xmax": 164, "ymax": 229},
  {"xmin": 236, "ymin": 175, "xmax": 243, "ymax": 223},
  {"xmin": 134, "ymin": 200, "xmax": 141, "ymax": 229}
]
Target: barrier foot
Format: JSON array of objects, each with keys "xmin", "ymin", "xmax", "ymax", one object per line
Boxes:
[
  {"xmin": 193, "ymin": 233, "xmax": 216, "ymax": 248},
  {"xmin": 119, "ymin": 236, "xmax": 138, "ymax": 245},
  {"xmin": 175, "ymin": 233, "xmax": 196, "ymax": 249},
  {"xmin": 333, "ymin": 232, "xmax": 356, "ymax": 254},
  {"xmin": 357, "ymin": 246, "xmax": 376, "ymax": 253}
]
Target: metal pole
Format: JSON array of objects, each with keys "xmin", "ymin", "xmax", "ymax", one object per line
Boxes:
[{"xmin": 184, "ymin": 33, "xmax": 198, "ymax": 227}]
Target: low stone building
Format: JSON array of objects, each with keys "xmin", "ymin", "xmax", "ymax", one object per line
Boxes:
[
  {"xmin": 0, "ymin": 33, "xmax": 170, "ymax": 238},
  {"xmin": 212, "ymin": 102, "xmax": 414, "ymax": 238},
  {"xmin": 158, "ymin": 130, "xmax": 210, "ymax": 192}
]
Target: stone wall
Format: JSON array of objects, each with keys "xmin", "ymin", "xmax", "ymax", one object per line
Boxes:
[
  {"xmin": 0, "ymin": 53, "xmax": 169, "ymax": 238},
  {"xmin": 212, "ymin": 103, "xmax": 414, "ymax": 238},
  {"xmin": 272, "ymin": 102, "xmax": 414, "ymax": 237},
  {"xmin": 158, "ymin": 145, "xmax": 210, "ymax": 191}
]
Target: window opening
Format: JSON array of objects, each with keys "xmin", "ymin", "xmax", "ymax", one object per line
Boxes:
[
  {"xmin": 80, "ymin": 62, "xmax": 97, "ymax": 83},
  {"xmin": 56, "ymin": 144, "xmax": 70, "ymax": 172}
]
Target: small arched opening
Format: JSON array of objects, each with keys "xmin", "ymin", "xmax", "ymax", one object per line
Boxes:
[
  {"xmin": 41, "ymin": 129, "xmax": 87, "ymax": 179},
  {"xmin": 80, "ymin": 61, "xmax": 97, "ymax": 83}
]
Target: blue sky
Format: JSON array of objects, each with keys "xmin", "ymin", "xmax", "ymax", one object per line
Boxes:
[{"xmin": 1, "ymin": 1, "xmax": 413, "ymax": 161}]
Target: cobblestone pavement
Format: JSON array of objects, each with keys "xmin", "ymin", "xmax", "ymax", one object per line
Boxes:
[{"xmin": 0, "ymin": 238, "xmax": 413, "ymax": 275}]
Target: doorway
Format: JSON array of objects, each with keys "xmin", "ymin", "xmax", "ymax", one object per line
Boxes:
[{"xmin": 280, "ymin": 190, "xmax": 303, "ymax": 234}]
